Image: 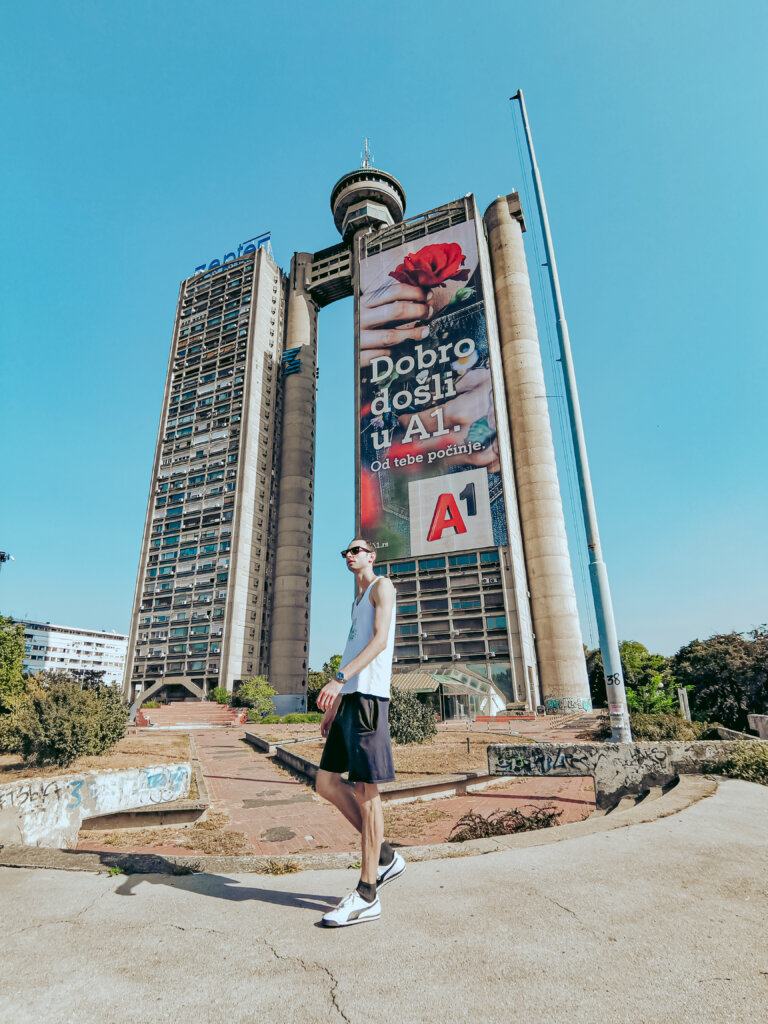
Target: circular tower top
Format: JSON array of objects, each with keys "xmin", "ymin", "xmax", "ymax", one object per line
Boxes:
[{"xmin": 330, "ymin": 165, "xmax": 406, "ymax": 241}]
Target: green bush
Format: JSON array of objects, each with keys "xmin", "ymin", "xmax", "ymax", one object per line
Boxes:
[
  {"xmin": 142, "ymin": 700, "xmax": 160, "ymax": 709},
  {"xmin": 704, "ymin": 742, "xmax": 768, "ymax": 786},
  {"xmin": 247, "ymin": 711, "xmax": 324, "ymax": 724},
  {"xmin": 210, "ymin": 686, "xmax": 229, "ymax": 705},
  {"xmin": 629, "ymin": 711, "xmax": 715, "ymax": 741},
  {"xmin": 233, "ymin": 676, "xmax": 276, "ymax": 717},
  {"xmin": 0, "ymin": 709, "xmax": 22, "ymax": 754},
  {"xmin": 14, "ymin": 679, "xmax": 129, "ymax": 768},
  {"xmin": 388, "ymin": 688, "xmax": 437, "ymax": 745}
]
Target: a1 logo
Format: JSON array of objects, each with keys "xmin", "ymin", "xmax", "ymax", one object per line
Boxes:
[{"xmin": 408, "ymin": 468, "xmax": 494, "ymax": 555}]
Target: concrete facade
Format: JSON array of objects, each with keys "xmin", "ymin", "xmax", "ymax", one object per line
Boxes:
[
  {"xmin": 267, "ymin": 253, "xmax": 319, "ymax": 711},
  {"xmin": 484, "ymin": 195, "xmax": 591, "ymax": 711},
  {"xmin": 124, "ymin": 248, "xmax": 286, "ymax": 706}
]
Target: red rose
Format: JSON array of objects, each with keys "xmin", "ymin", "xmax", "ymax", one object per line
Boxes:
[{"xmin": 389, "ymin": 242, "xmax": 471, "ymax": 288}]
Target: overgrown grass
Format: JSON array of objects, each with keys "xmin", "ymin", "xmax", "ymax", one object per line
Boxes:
[
  {"xmin": 448, "ymin": 805, "xmax": 563, "ymax": 843},
  {"xmin": 629, "ymin": 712, "xmax": 717, "ymax": 741},
  {"xmin": 704, "ymin": 742, "xmax": 768, "ymax": 786}
]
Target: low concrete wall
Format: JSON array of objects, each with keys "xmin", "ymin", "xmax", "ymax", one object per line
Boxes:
[
  {"xmin": 747, "ymin": 715, "xmax": 768, "ymax": 740},
  {"xmin": 243, "ymin": 731, "xmax": 319, "ymax": 755},
  {"xmin": 0, "ymin": 763, "xmax": 192, "ymax": 849},
  {"xmin": 487, "ymin": 741, "xmax": 768, "ymax": 811},
  {"xmin": 274, "ymin": 740, "xmax": 510, "ymax": 805},
  {"xmin": 716, "ymin": 726, "xmax": 759, "ymax": 741}
]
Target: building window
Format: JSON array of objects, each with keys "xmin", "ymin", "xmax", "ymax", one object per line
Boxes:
[
  {"xmin": 449, "ymin": 553, "xmax": 477, "ymax": 567},
  {"xmin": 391, "ymin": 561, "xmax": 416, "ymax": 575},
  {"xmin": 396, "ymin": 624, "xmax": 419, "ymax": 637},
  {"xmin": 418, "ymin": 557, "xmax": 446, "ymax": 571}
]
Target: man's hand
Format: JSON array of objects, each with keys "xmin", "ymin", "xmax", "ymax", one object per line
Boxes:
[
  {"xmin": 317, "ymin": 679, "xmax": 343, "ymax": 713},
  {"xmin": 359, "ymin": 281, "xmax": 432, "ymax": 366},
  {"xmin": 320, "ymin": 707, "xmax": 336, "ymax": 738}
]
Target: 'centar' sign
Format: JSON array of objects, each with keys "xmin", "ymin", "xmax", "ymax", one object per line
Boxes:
[{"xmin": 194, "ymin": 233, "xmax": 270, "ymax": 274}]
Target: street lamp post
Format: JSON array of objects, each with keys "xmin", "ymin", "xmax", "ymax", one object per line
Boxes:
[{"xmin": 511, "ymin": 89, "xmax": 632, "ymax": 743}]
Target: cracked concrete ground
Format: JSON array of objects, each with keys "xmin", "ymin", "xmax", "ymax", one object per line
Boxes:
[{"xmin": 1, "ymin": 779, "xmax": 767, "ymax": 1024}]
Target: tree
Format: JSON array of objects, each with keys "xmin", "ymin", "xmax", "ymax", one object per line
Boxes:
[
  {"xmin": 70, "ymin": 668, "xmax": 108, "ymax": 689},
  {"xmin": 307, "ymin": 655, "xmax": 342, "ymax": 712},
  {"xmin": 234, "ymin": 676, "xmax": 276, "ymax": 718},
  {"xmin": 585, "ymin": 646, "xmax": 606, "ymax": 707},
  {"xmin": 13, "ymin": 672, "xmax": 128, "ymax": 768},
  {"xmin": 671, "ymin": 630, "xmax": 768, "ymax": 732},
  {"xmin": 0, "ymin": 615, "xmax": 25, "ymax": 713},
  {"xmin": 585, "ymin": 640, "xmax": 677, "ymax": 714}
]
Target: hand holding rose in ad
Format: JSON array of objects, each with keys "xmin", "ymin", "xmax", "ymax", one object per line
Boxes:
[{"xmin": 359, "ymin": 243, "xmax": 476, "ymax": 367}]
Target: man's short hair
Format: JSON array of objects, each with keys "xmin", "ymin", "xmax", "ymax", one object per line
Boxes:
[{"xmin": 350, "ymin": 538, "xmax": 377, "ymax": 561}]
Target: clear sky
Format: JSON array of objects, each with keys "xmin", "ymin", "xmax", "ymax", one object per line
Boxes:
[{"xmin": 1, "ymin": 1, "xmax": 766, "ymax": 665}]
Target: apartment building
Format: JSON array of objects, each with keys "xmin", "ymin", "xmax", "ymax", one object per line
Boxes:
[
  {"xmin": 21, "ymin": 620, "xmax": 128, "ymax": 686},
  {"xmin": 123, "ymin": 246, "xmax": 286, "ymax": 706}
]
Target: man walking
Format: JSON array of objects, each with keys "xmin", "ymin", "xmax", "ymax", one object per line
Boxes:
[{"xmin": 315, "ymin": 537, "xmax": 406, "ymax": 927}]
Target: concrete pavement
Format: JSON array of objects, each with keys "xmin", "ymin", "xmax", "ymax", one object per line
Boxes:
[{"xmin": 2, "ymin": 778, "xmax": 767, "ymax": 1023}]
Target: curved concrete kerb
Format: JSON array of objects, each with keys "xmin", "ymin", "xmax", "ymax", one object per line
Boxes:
[{"xmin": 0, "ymin": 763, "xmax": 192, "ymax": 849}]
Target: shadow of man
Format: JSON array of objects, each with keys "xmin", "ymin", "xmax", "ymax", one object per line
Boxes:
[{"xmin": 113, "ymin": 871, "xmax": 338, "ymax": 913}]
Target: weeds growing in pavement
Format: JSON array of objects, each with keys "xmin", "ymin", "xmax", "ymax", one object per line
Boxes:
[
  {"xmin": 448, "ymin": 805, "xmax": 563, "ymax": 843},
  {"xmin": 260, "ymin": 858, "xmax": 299, "ymax": 874}
]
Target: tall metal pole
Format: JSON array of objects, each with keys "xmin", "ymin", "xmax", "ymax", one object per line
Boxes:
[{"xmin": 511, "ymin": 89, "xmax": 632, "ymax": 742}]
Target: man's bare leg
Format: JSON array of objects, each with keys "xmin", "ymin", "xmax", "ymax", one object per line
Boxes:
[
  {"xmin": 315, "ymin": 769, "xmax": 363, "ymax": 832},
  {"xmin": 355, "ymin": 782, "xmax": 384, "ymax": 885}
]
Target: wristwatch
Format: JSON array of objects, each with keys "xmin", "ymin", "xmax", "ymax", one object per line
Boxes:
[{"xmin": 335, "ymin": 671, "xmax": 346, "ymax": 684}]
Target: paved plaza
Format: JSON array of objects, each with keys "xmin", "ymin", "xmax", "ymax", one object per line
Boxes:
[
  {"xmin": 3, "ymin": 779, "xmax": 767, "ymax": 1024},
  {"xmin": 76, "ymin": 718, "xmax": 599, "ymax": 857}
]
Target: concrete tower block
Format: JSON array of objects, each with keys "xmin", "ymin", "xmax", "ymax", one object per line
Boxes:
[
  {"xmin": 267, "ymin": 252, "xmax": 318, "ymax": 711},
  {"xmin": 484, "ymin": 196, "xmax": 591, "ymax": 711}
]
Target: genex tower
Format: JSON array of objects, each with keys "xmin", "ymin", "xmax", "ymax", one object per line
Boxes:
[{"xmin": 124, "ymin": 157, "xmax": 592, "ymax": 718}]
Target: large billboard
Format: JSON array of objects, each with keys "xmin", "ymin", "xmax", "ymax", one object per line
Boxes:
[{"xmin": 357, "ymin": 210, "xmax": 509, "ymax": 559}]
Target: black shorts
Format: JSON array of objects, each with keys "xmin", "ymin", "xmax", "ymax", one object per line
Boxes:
[{"xmin": 319, "ymin": 693, "xmax": 395, "ymax": 785}]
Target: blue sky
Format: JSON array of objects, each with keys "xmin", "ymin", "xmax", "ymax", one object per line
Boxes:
[{"xmin": 1, "ymin": 1, "xmax": 766, "ymax": 663}]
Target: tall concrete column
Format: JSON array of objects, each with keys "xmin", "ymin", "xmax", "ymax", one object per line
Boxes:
[
  {"xmin": 484, "ymin": 195, "xmax": 590, "ymax": 711},
  {"xmin": 268, "ymin": 252, "xmax": 318, "ymax": 712}
]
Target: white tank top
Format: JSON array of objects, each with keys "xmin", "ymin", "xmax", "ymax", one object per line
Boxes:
[{"xmin": 340, "ymin": 577, "xmax": 396, "ymax": 698}]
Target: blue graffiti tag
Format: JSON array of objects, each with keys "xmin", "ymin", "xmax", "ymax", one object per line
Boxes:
[{"xmin": 67, "ymin": 780, "xmax": 83, "ymax": 809}]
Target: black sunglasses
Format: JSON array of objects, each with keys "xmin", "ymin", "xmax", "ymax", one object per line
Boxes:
[{"xmin": 341, "ymin": 546, "xmax": 372, "ymax": 558}]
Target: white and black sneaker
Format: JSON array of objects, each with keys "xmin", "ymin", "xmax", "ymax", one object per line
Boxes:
[
  {"xmin": 321, "ymin": 890, "xmax": 381, "ymax": 928},
  {"xmin": 377, "ymin": 850, "xmax": 406, "ymax": 889}
]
